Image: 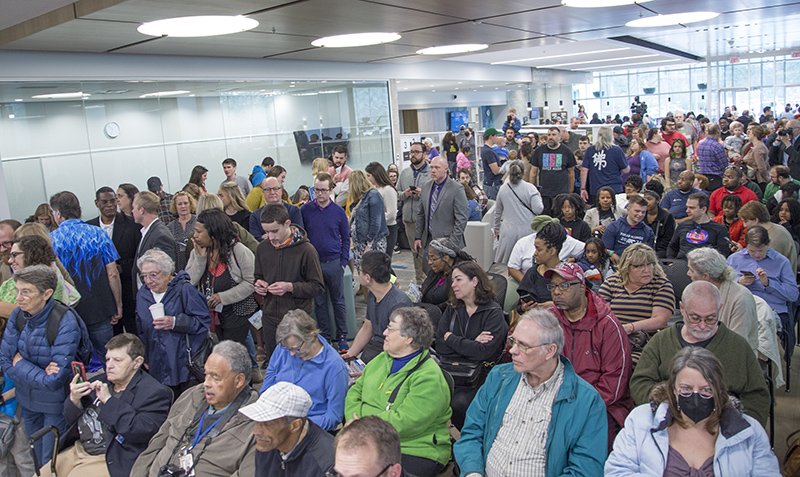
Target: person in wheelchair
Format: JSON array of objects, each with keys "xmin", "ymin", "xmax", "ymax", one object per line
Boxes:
[
  {"xmin": 43, "ymin": 334, "xmax": 171, "ymax": 477},
  {"xmin": 433, "ymin": 261, "xmax": 507, "ymax": 430}
]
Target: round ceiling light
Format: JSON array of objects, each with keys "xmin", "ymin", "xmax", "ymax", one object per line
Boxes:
[
  {"xmin": 416, "ymin": 44, "xmax": 489, "ymax": 55},
  {"xmin": 311, "ymin": 32, "xmax": 401, "ymax": 48},
  {"xmin": 562, "ymin": 0, "xmax": 652, "ymax": 6},
  {"xmin": 137, "ymin": 16, "xmax": 259, "ymax": 37},
  {"xmin": 626, "ymin": 11, "xmax": 719, "ymax": 27}
]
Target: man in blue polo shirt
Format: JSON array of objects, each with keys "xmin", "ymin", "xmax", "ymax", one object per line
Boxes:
[
  {"xmin": 300, "ymin": 173, "xmax": 351, "ymax": 352},
  {"xmin": 481, "ymin": 128, "xmax": 504, "ymax": 200}
]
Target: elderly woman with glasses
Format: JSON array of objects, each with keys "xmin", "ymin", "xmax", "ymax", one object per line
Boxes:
[
  {"xmin": 345, "ymin": 307, "xmax": 452, "ymax": 477},
  {"xmin": 135, "ymin": 248, "xmax": 211, "ymax": 397},
  {"xmin": 606, "ymin": 346, "xmax": 779, "ymax": 476},
  {"xmin": 258, "ymin": 309, "xmax": 348, "ymax": 431}
]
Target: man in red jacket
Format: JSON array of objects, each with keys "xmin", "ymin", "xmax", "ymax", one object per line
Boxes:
[{"xmin": 544, "ymin": 262, "xmax": 633, "ymax": 450}]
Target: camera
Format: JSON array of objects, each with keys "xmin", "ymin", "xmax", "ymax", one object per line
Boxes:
[
  {"xmin": 778, "ymin": 129, "xmax": 791, "ymax": 137},
  {"xmin": 507, "ymin": 115, "xmax": 513, "ymax": 123},
  {"xmin": 158, "ymin": 465, "xmax": 186, "ymax": 477},
  {"xmin": 630, "ymin": 95, "xmax": 647, "ymax": 116}
]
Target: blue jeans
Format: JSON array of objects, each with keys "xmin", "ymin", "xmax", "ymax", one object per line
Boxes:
[
  {"xmin": 245, "ymin": 332, "xmax": 257, "ymax": 368},
  {"xmin": 483, "ymin": 182, "xmax": 500, "ymax": 200},
  {"xmin": 314, "ymin": 260, "xmax": 347, "ymax": 340},
  {"xmin": 23, "ymin": 408, "xmax": 67, "ymax": 466},
  {"xmin": 86, "ymin": 320, "xmax": 113, "ymax": 361}
]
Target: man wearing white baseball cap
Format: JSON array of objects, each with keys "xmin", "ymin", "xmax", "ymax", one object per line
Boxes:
[{"xmin": 240, "ymin": 382, "xmax": 334, "ymax": 477}]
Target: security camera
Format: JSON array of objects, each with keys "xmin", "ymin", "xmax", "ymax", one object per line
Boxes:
[{"xmin": 452, "ymin": 94, "xmax": 458, "ymax": 100}]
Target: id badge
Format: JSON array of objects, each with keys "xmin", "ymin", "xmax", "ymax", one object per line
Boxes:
[{"xmin": 179, "ymin": 449, "xmax": 195, "ymax": 476}]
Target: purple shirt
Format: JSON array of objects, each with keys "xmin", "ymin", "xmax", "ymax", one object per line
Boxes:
[{"xmin": 696, "ymin": 138, "xmax": 728, "ymax": 176}]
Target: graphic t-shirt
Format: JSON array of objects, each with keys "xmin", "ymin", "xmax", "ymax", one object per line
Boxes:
[
  {"xmin": 531, "ymin": 144, "xmax": 576, "ymax": 197},
  {"xmin": 582, "ymin": 145, "xmax": 629, "ymax": 196}
]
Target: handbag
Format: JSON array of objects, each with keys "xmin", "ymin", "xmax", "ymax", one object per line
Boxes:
[
  {"xmin": 186, "ymin": 332, "xmax": 215, "ymax": 382},
  {"xmin": 176, "ymin": 280, "xmax": 216, "ymax": 381},
  {"xmin": 438, "ymin": 359, "xmax": 483, "ymax": 387},
  {"xmin": 230, "ymin": 247, "xmax": 259, "ymax": 318},
  {"xmin": 785, "ymin": 429, "xmax": 800, "ymax": 477},
  {"xmin": 0, "ymin": 396, "xmax": 21, "ymax": 459},
  {"xmin": 628, "ymin": 330, "xmax": 652, "ymax": 354}
]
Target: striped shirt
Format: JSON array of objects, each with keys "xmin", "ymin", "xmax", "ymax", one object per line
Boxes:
[
  {"xmin": 485, "ymin": 360, "xmax": 564, "ymax": 477},
  {"xmin": 596, "ymin": 273, "xmax": 675, "ymax": 325}
]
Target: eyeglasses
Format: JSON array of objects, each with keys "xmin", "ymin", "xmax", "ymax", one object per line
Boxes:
[
  {"xmin": 684, "ymin": 314, "xmax": 719, "ymax": 326},
  {"xmin": 410, "ymin": 149, "xmax": 424, "ymax": 154},
  {"xmin": 385, "ymin": 325, "xmax": 401, "ymax": 334},
  {"xmin": 8, "ymin": 251, "xmax": 24, "ymax": 259},
  {"xmin": 15, "ymin": 289, "xmax": 38, "ymax": 298},
  {"xmin": 140, "ymin": 272, "xmax": 162, "ymax": 282},
  {"xmin": 546, "ymin": 281, "xmax": 581, "ymax": 293},
  {"xmin": 280, "ymin": 341, "xmax": 306, "ymax": 353},
  {"xmin": 630, "ymin": 262, "xmax": 655, "ymax": 270},
  {"xmin": 327, "ymin": 464, "xmax": 392, "ymax": 477},
  {"xmin": 264, "ymin": 187, "xmax": 282, "ymax": 192},
  {"xmin": 508, "ymin": 336, "xmax": 549, "ymax": 353},
  {"xmin": 427, "ymin": 254, "xmax": 445, "ymax": 263},
  {"xmin": 678, "ymin": 386, "xmax": 714, "ymax": 399},
  {"xmin": 0, "ymin": 241, "xmax": 12, "ymax": 251},
  {"xmin": 316, "ymin": 188, "xmax": 330, "ymax": 193}
]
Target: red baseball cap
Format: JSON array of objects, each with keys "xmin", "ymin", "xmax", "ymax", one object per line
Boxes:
[{"xmin": 543, "ymin": 262, "xmax": 586, "ymax": 285}]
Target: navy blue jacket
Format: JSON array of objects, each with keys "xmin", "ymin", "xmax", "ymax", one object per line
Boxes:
[
  {"xmin": 135, "ymin": 271, "xmax": 211, "ymax": 387},
  {"xmin": 0, "ymin": 298, "xmax": 80, "ymax": 414},
  {"xmin": 249, "ymin": 203, "xmax": 304, "ymax": 242},
  {"xmin": 62, "ymin": 369, "xmax": 172, "ymax": 477},
  {"xmin": 255, "ymin": 420, "xmax": 334, "ymax": 477}
]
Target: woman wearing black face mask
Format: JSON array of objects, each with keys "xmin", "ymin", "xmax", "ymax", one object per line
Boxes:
[{"xmin": 605, "ymin": 347, "xmax": 779, "ymax": 476}]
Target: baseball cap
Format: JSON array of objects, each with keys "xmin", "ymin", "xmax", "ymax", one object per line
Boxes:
[
  {"xmin": 239, "ymin": 382, "xmax": 311, "ymax": 422},
  {"xmin": 484, "ymin": 128, "xmax": 500, "ymax": 139},
  {"xmin": 147, "ymin": 176, "xmax": 162, "ymax": 193},
  {"xmin": 543, "ymin": 262, "xmax": 586, "ymax": 285},
  {"xmin": 613, "ymin": 126, "xmax": 625, "ymax": 135}
]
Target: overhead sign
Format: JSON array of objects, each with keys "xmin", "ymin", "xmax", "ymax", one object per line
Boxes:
[{"xmin": 730, "ymin": 57, "xmax": 740, "ymax": 64}]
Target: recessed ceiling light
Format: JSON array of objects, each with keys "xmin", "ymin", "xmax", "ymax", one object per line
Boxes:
[
  {"xmin": 563, "ymin": 0, "xmax": 652, "ymax": 6},
  {"xmin": 138, "ymin": 90, "xmax": 191, "ymax": 98},
  {"xmin": 137, "ymin": 16, "xmax": 258, "ymax": 37},
  {"xmin": 311, "ymin": 32, "xmax": 400, "ymax": 48},
  {"xmin": 492, "ymin": 47, "xmax": 629, "ymax": 65},
  {"xmin": 626, "ymin": 12, "xmax": 719, "ymax": 27},
  {"xmin": 14, "ymin": 99, "xmax": 22, "ymax": 102},
  {"xmin": 31, "ymin": 92, "xmax": 90, "ymax": 99},
  {"xmin": 8, "ymin": 114, "xmax": 15, "ymax": 119},
  {"xmin": 416, "ymin": 44, "xmax": 488, "ymax": 55}
]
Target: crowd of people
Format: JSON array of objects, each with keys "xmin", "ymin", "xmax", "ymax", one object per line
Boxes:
[{"xmin": 0, "ymin": 104, "xmax": 796, "ymax": 476}]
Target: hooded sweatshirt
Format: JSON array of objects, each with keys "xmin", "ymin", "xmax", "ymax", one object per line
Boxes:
[
  {"xmin": 253, "ymin": 225, "xmax": 325, "ymax": 325},
  {"xmin": 549, "ymin": 288, "xmax": 633, "ymax": 430}
]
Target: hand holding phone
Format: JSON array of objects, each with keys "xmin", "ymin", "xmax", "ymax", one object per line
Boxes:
[
  {"xmin": 71, "ymin": 361, "xmax": 86, "ymax": 383},
  {"xmin": 519, "ymin": 294, "xmax": 533, "ymax": 303}
]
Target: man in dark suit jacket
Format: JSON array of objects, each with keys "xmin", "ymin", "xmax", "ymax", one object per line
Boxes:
[
  {"xmin": 414, "ymin": 156, "xmax": 469, "ymax": 270},
  {"xmin": 88, "ymin": 187, "xmax": 142, "ymax": 335},
  {"xmin": 131, "ymin": 191, "xmax": 178, "ymax": 289},
  {"xmin": 59, "ymin": 334, "xmax": 171, "ymax": 477}
]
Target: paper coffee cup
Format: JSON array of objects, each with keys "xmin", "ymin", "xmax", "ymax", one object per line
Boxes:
[{"xmin": 149, "ymin": 303, "xmax": 165, "ymax": 320}]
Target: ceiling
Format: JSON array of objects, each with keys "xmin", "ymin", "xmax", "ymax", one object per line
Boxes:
[{"xmin": 0, "ymin": 0, "xmax": 798, "ymax": 72}]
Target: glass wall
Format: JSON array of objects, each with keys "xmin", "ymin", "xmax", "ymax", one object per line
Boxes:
[
  {"xmin": 573, "ymin": 54, "xmax": 800, "ymax": 122},
  {"xmin": 0, "ymin": 80, "xmax": 392, "ymax": 221}
]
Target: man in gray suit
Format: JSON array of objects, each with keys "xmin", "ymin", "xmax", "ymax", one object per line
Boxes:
[
  {"xmin": 132, "ymin": 191, "xmax": 178, "ymax": 289},
  {"xmin": 414, "ymin": 156, "xmax": 469, "ymax": 271}
]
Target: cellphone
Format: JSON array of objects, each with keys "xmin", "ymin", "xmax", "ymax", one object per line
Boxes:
[
  {"xmin": 741, "ymin": 271, "xmax": 755, "ymax": 277},
  {"xmin": 519, "ymin": 294, "xmax": 533, "ymax": 303},
  {"xmin": 71, "ymin": 361, "xmax": 86, "ymax": 383},
  {"xmin": 409, "ymin": 185, "xmax": 417, "ymax": 191},
  {"xmin": 723, "ymin": 237, "xmax": 735, "ymax": 246}
]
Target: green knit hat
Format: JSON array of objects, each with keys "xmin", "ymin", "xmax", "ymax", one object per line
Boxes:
[{"xmin": 530, "ymin": 215, "xmax": 559, "ymax": 232}]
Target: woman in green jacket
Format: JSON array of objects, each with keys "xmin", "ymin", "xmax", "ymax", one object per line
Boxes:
[{"xmin": 345, "ymin": 306, "xmax": 451, "ymax": 477}]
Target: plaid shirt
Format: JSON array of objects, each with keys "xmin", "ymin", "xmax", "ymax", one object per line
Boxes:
[
  {"xmin": 696, "ymin": 137, "xmax": 729, "ymax": 176},
  {"xmin": 158, "ymin": 192, "xmax": 175, "ymax": 225}
]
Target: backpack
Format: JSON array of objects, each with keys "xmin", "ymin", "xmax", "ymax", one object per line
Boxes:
[{"xmin": 15, "ymin": 301, "xmax": 94, "ymax": 365}]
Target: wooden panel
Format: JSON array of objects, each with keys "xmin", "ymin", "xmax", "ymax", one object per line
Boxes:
[{"xmin": 402, "ymin": 109, "xmax": 418, "ymax": 133}]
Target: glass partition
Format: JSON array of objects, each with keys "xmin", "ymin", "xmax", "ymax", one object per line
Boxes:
[{"xmin": 0, "ymin": 80, "xmax": 392, "ymax": 220}]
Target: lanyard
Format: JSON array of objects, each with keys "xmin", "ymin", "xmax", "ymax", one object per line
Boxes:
[{"xmin": 191, "ymin": 409, "xmax": 223, "ymax": 449}]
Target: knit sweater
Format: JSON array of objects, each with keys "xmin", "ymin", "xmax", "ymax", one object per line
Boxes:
[
  {"xmin": 300, "ymin": 199, "xmax": 350, "ymax": 268},
  {"xmin": 630, "ymin": 323, "xmax": 769, "ymax": 427}
]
